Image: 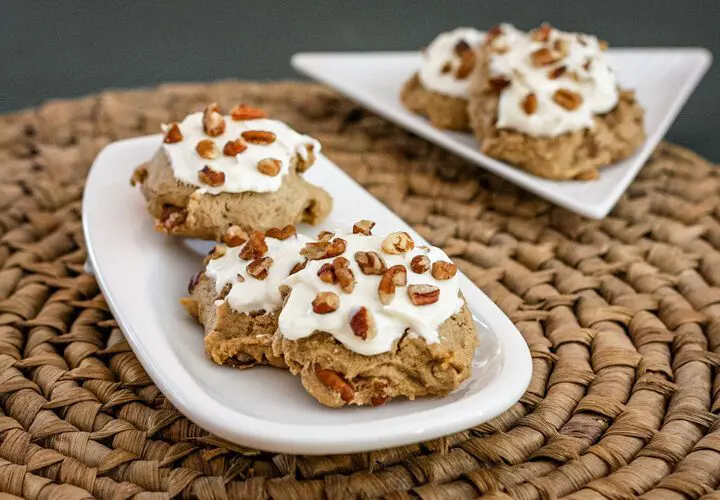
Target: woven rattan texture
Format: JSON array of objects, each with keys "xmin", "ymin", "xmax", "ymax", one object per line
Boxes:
[{"xmin": 0, "ymin": 81, "xmax": 719, "ymax": 500}]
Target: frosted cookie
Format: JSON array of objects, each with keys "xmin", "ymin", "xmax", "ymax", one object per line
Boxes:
[
  {"xmin": 468, "ymin": 24, "xmax": 645, "ymax": 180},
  {"xmin": 182, "ymin": 226, "xmax": 308, "ymax": 369},
  {"xmin": 401, "ymin": 28, "xmax": 485, "ymax": 131},
  {"xmin": 272, "ymin": 222, "xmax": 478, "ymax": 407},
  {"xmin": 131, "ymin": 103, "xmax": 332, "ymax": 241}
]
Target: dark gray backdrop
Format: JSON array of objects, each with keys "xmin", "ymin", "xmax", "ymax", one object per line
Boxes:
[{"xmin": 2, "ymin": 0, "xmax": 718, "ymax": 159}]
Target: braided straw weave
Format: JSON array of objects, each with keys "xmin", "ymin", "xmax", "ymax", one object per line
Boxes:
[{"xmin": 0, "ymin": 81, "xmax": 719, "ymax": 499}]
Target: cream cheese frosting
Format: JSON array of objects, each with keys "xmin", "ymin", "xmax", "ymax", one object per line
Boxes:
[
  {"xmin": 278, "ymin": 233, "xmax": 464, "ymax": 356},
  {"xmin": 162, "ymin": 112, "xmax": 320, "ymax": 195},
  {"xmin": 418, "ymin": 27, "xmax": 485, "ymax": 98},
  {"xmin": 488, "ymin": 23, "xmax": 619, "ymax": 137}
]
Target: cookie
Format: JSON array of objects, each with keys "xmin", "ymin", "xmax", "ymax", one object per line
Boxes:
[
  {"xmin": 468, "ymin": 24, "xmax": 645, "ymax": 180},
  {"xmin": 400, "ymin": 28, "xmax": 484, "ymax": 131},
  {"xmin": 182, "ymin": 228, "xmax": 308, "ymax": 369},
  {"xmin": 272, "ymin": 223, "xmax": 479, "ymax": 407},
  {"xmin": 131, "ymin": 103, "xmax": 332, "ymax": 241}
]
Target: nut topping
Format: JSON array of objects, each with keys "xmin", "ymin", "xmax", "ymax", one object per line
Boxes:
[
  {"xmin": 553, "ymin": 89, "xmax": 583, "ymax": 111},
  {"xmin": 317, "ymin": 230, "xmax": 335, "ymax": 242},
  {"xmin": 487, "ymin": 76, "xmax": 511, "ymax": 93},
  {"xmin": 246, "ymin": 256, "xmax": 273, "ymax": 280},
  {"xmin": 197, "ymin": 165, "xmax": 225, "ymax": 187},
  {"xmin": 381, "ymin": 232, "xmax": 414, "ymax": 254},
  {"xmin": 158, "ymin": 206, "xmax": 187, "ymax": 231},
  {"xmin": 354, "ymin": 251, "xmax": 386, "ymax": 275},
  {"xmin": 599, "ymin": 39, "xmax": 609, "ymax": 51},
  {"xmin": 431, "ymin": 261, "xmax": 458, "ymax": 280},
  {"xmin": 454, "ymin": 39, "xmax": 471, "ymax": 56},
  {"xmin": 257, "ymin": 158, "xmax": 281, "ymax": 176},
  {"xmin": 521, "ymin": 93, "xmax": 538, "ymax": 115},
  {"xmin": 387, "ymin": 265, "xmax": 407, "ymax": 287},
  {"xmin": 333, "ymin": 257, "xmax": 355, "ymax": 293},
  {"xmin": 485, "ymin": 25, "xmax": 503, "ymax": 43},
  {"xmin": 238, "ymin": 231, "xmax": 268, "ymax": 260},
  {"xmin": 455, "ymin": 50, "xmax": 476, "ymax": 80},
  {"xmin": 206, "ymin": 244, "xmax": 226, "ymax": 263},
  {"xmin": 230, "ymin": 104, "xmax": 268, "ymax": 121},
  {"xmin": 223, "ymin": 138, "xmax": 247, "ymax": 156},
  {"xmin": 531, "ymin": 23, "xmax": 552, "ymax": 42},
  {"xmin": 352, "ymin": 219, "xmax": 375, "ymax": 236},
  {"xmin": 202, "ymin": 103, "xmax": 226, "ymax": 137},
  {"xmin": 407, "ymin": 284, "xmax": 440, "ymax": 306},
  {"xmin": 349, "ymin": 307, "xmax": 376, "ymax": 340},
  {"xmin": 130, "ymin": 165, "xmax": 148, "ymax": 186},
  {"xmin": 326, "ymin": 238, "xmax": 347, "ymax": 258},
  {"xmin": 266, "ymin": 225, "xmax": 296, "ymax": 240},
  {"xmin": 163, "ymin": 123, "xmax": 183, "ymax": 143},
  {"xmin": 312, "ymin": 291, "xmax": 340, "ymax": 314},
  {"xmin": 315, "ymin": 367, "xmax": 354, "ymax": 402},
  {"xmin": 378, "ymin": 270, "xmax": 396, "ymax": 305},
  {"xmin": 548, "ymin": 65, "xmax": 567, "ymax": 80},
  {"xmin": 196, "ymin": 139, "xmax": 219, "ymax": 159},
  {"xmin": 317, "ymin": 263, "xmax": 337, "ymax": 284},
  {"xmin": 289, "ymin": 259, "xmax": 307, "ymax": 275},
  {"xmin": 410, "ymin": 255, "xmax": 431, "ymax": 274},
  {"xmin": 530, "ymin": 47, "xmax": 558, "ymax": 67},
  {"xmin": 301, "ymin": 241, "xmax": 330, "ymax": 260},
  {"xmin": 223, "ymin": 225, "xmax": 249, "ymax": 247},
  {"xmin": 441, "ymin": 62, "xmax": 452, "ymax": 74},
  {"xmin": 241, "ymin": 130, "xmax": 276, "ymax": 145}
]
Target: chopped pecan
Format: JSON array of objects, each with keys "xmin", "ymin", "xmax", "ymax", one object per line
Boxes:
[
  {"xmin": 241, "ymin": 130, "xmax": 276, "ymax": 145},
  {"xmin": 202, "ymin": 103, "xmax": 226, "ymax": 137},
  {"xmin": 599, "ymin": 39, "xmax": 608, "ymax": 51},
  {"xmin": 312, "ymin": 291, "xmax": 340, "ymax": 314},
  {"xmin": 441, "ymin": 62, "xmax": 452, "ymax": 74},
  {"xmin": 381, "ymin": 232, "xmax": 415, "ymax": 254},
  {"xmin": 159, "ymin": 206, "xmax": 187, "ymax": 231},
  {"xmin": 257, "ymin": 158, "xmax": 281, "ymax": 176},
  {"xmin": 317, "ymin": 263, "xmax": 337, "ymax": 284},
  {"xmin": 455, "ymin": 50, "xmax": 476, "ymax": 80},
  {"xmin": 553, "ymin": 38, "xmax": 569, "ymax": 57},
  {"xmin": 487, "ymin": 76, "xmax": 511, "ymax": 93},
  {"xmin": 130, "ymin": 165, "xmax": 148, "ymax": 186},
  {"xmin": 407, "ymin": 284, "xmax": 440, "ymax": 306},
  {"xmin": 206, "ymin": 245, "xmax": 226, "ymax": 263},
  {"xmin": 236, "ymin": 273, "xmax": 245, "ymax": 283},
  {"xmin": 196, "ymin": 139, "xmax": 219, "ymax": 159},
  {"xmin": 521, "ymin": 93, "xmax": 538, "ymax": 115},
  {"xmin": 349, "ymin": 307, "xmax": 376, "ymax": 340},
  {"xmin": 333, "ymin": 257, "xmax": 355, "ymax": 293},
  {"xmin": 354, "ymin": 251, "xmax": 386, "ymax": 275},
  {"xmin": 224, "ymin": 225, "xmax": 249, "ymax": 247},
  {"xmin": 387, "ymin": 265, "xmax": 407, "ymax": 287},
  {"xmin": 301, "ymin": 241, "xmax": 330, "ymax": 260},
  {"xmin": 454, "ymin": 39, "xmax": 471, "ymax": 56},
  {"xmin": 371, "ymin": 382, "xmax": 389, "ymax": 407},
  {"xmin": 197, "ymin": 165, "xmax": 225, "ymax": 187},
  {"xmin": 327, "ymin": 238, "xmax": 347, "ymax": 258},
  {"xmin": 352, "ymin": 219, "xmax": 375, "ymax": 236},
  {"xmin": 230, "ymin": 104, "xmax": 268, "ymax": 121},
  {"xmin": 238, "ymin": 231, "xmax": 268, "ymax": 260},
  {"xmin": 289, "ymin": 259, "xmax": 307, "ymax": 275},
  {"xmin": 187, "ymin": 271, "xmax": 203, "ymax": 294},
  {"xmin": 163, "ymin": 123, "xmax": 183, "ymax": 143},
  {"xmin": 378, "ymin": 271, "xmax": 396, "ymax": 305},
  {"xmin": 531, "ymin": 23, "xmax": 552, "ymax": 42},
  {"xmin": 410, "ymin": 255, "xmax": 431, "ymax": 274},
  {"xmin": 246, "ymin": 256, "xmax": 273, "ymax": 280},
  {"xmin": 317, "ymin": 230, "xmax": 335, "ymax": 242},
  {"xmin": 553, "ymin": 89, "xmax": 583, "ymax": 111},
  {"xmin": 531, "ymin": 47, "xmax": 558, "ymax": 67},
  {"xmin": 266, "ymin": 225, "xmax": 296, "ymax": 240},
  {"xmin": 431, "ymin": 261, "xmax": 458, "ymax": 280},
  {"xmin": 548, "ymin": 65, "xmax": 567, "ymax": 80},
  {"xmin": 315, "ymin": 367, "xmax": 354, "ymax": 403},
  {"xmin": 223, "ymin": 138, "xmax": 247, "ymax": 156},
  {"xmin": 485, "ymin": 24, "xmax": 503, "ymax": 43}
]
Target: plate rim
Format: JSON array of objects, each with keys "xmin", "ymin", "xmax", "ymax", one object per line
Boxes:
[
  {"xmin": 291, "ymin": 48, "xmax": 712, "ymax": 219},
  {"xmin": 82, "ymin": 134, "xmax": 533, "ymax": 454}
]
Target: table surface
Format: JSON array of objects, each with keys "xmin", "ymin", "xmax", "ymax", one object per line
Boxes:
[{"xmin": 0, "ymin": 80, "xmax": 718, "ymax": 499}]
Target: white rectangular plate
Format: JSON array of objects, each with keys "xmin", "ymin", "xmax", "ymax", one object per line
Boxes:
[
  {"xmin": 83, "ymin": 136, "xmax": 532, "ymax": 454},
  {"xmin": 292, "ymin": 48, "xmax": 711, "ymax": 219}
]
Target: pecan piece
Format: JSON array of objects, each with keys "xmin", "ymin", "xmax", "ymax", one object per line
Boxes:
[
  {"xmin": 410, "ymin": 255, "xmax": 431, "ymax": 274},
  {"xmin": 315, "ymin": 367, "xmax": 354, "ymax": 403},
  {"xmin": 377, "ymin": 266, "xmax": 405, "ymax": 306},
  {"xmin": 159, "ymin": 206, "xmax": 187, "ymax": 231},
  {"xmin": 599, "ymin": 39, "xmax": 609, "ymax": 51},
  {"xmin": 455, "ymin": 50, "xmax": 476, "ymax": 80},
  {"xmin": 531, "ymin": 47, "xmax": 558, "ymax": 67},
  {"xmin": 387, "ymin": 265, "xmax": 407, "ymax": 286},
  {"xmin": 202, "ymin": 103, "xmax": 226, "ymax": 137},
  {"xmin": 204, "ymin": 245, "xmax": 226, "ymax": 265},
  {"xmin": 223, "ymin": 225, "xmax": 249, "ymax": 247},
  {"xmin": 485, "ymin": 24, "xmax": 503, "ymax": 43},
  {"xmin": 333, "ymin": 257, "xmax": 355, "ymax": 293},
  {"xmin": 238, "ymin": 231, "xmax": 268, "ymax": 260},
  {"xmin": 130, "ymin": 165, "xmax": 148, "ymax": 186},
  {"xmin": 289, "ymin": 259, "xmax": 307, "ymax": 275},
  {"xmin": 196, "ymin": 139, "xmax": 219, "ymax": 159},
  {"xmin": 454, "ymin": 39, "xmax": 471, "ymax": 56},
  {"xmin": 431, "ymin": 261, "xmax": 458, "ymax": 280},
  {"xmin": 301, "ymin": 241, "xmax": 330, "ymax": 260},
  {"xmin": 352, "ymin": 219, "xmax": 375, "ymax": 236},
  {"xmin": 553, "ymin": 89, "xmax": 583, "ymax": 111},
  {"xmin": 230, "ymin": 104, "xmax": 268, "ymax": 121},
  {"xmin": 521, "ymin": 93, "xmax": 538, "ymax": 115},
  {"xmin": 257, "ymin": 158, "xmax": 281, "ymax": 176},
  {"xmin": 188, "ymin": 271, "xmax": 203, "ymax": 294},
  {"xmin": 197, "ymin": 165, "xmax": 225, "ymax": 187},
  {"xmin": 441, "ymin": 62, "xmax": 452, "ymax": 74},
  {"xmin": 246, "ymin": 256, "xmax": 273, "ymax": 280},
  {"xmin": 223, "ymin": 138, "xmax": 247, "ymax": 156},
  {"xmin": 326, "ymin": 238, "xmax": 347, "ymax": 258},
  {"xmin": 548, "ymin": 65, "xmax": 567, "ymax": 80},
  {"xmin": 312, "ymin": 291, "xmax": 340, "ymax": 314},
  {"xmin": 354, "ymin": 251, "xmax": 386, "ymax": 275},
  {"xmin": 317, "ymin": 263, "xmax": 337, "ymax": 284},
  {"xmin": 349, "ymin": 307, "xmax": 376, "ymax": 340},
  {"xmin": 531, "ymin": 23, "xmax": 552, "ymax": 42},
  {"xmin": 241, "ymin": 130, "xmax": 276, "ymax": 145},
  {"xmin": 487, "ymin": 76, "xmax": 511, "ymax": 93},
  {"xmin": 317, "ymin": 230, "xmax": 335, "ymax": 242},
  {"xmin": 407, "ymin": 284, "xmax": 440, "ymax": 306},
  {"xmin": 381, "ymin": 232, "xmax": 414, "ymax": 254},
  {"xmin": 163, "ymin": 123, "xmax": 183, "ymax": 143},
  {"xmin": 266, "ymin": 225, "xmax": 296, "ymax": 240}
]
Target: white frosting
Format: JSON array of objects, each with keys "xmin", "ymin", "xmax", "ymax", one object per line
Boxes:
[
  {"xmin": 489, "ymin": 23, "xmax": 619, "ymax": 137},
  {"xmin": 205, "ymin": 234, "xmax": 310, "ymax": 314},
  {"xmin": 278, "ymin": 234, "xmax": 464, "ymax": 356},
  {"xmin": 418, "ymin": 27, "xmax": 485, "ymax": 98},
  {"xmin": 162, "ymin": 113, "xmax": 320, "ymax": 195}
]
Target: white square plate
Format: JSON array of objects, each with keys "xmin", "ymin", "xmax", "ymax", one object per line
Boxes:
[
  {"xmin": 83, "ymin": 135, "xmax": 532, "ymax": 454},
  {"xmin": 292, "ymin": 48, "xmax": 711, "ymax": 219}
]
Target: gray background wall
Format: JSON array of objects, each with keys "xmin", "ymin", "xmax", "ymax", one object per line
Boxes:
[{"xmin": 1, "ymin": 0, "xmax": 718, "ymax": 160}]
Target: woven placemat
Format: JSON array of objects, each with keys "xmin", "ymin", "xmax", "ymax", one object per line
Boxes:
[{"xmin": 0, "ymin": 81, "xmax": 719, "ymax": 500}]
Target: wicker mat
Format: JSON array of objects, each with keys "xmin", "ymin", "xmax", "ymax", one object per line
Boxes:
[{"xmin": 0, "ymin": 81, "xmax": 719, "ymax": 500}]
